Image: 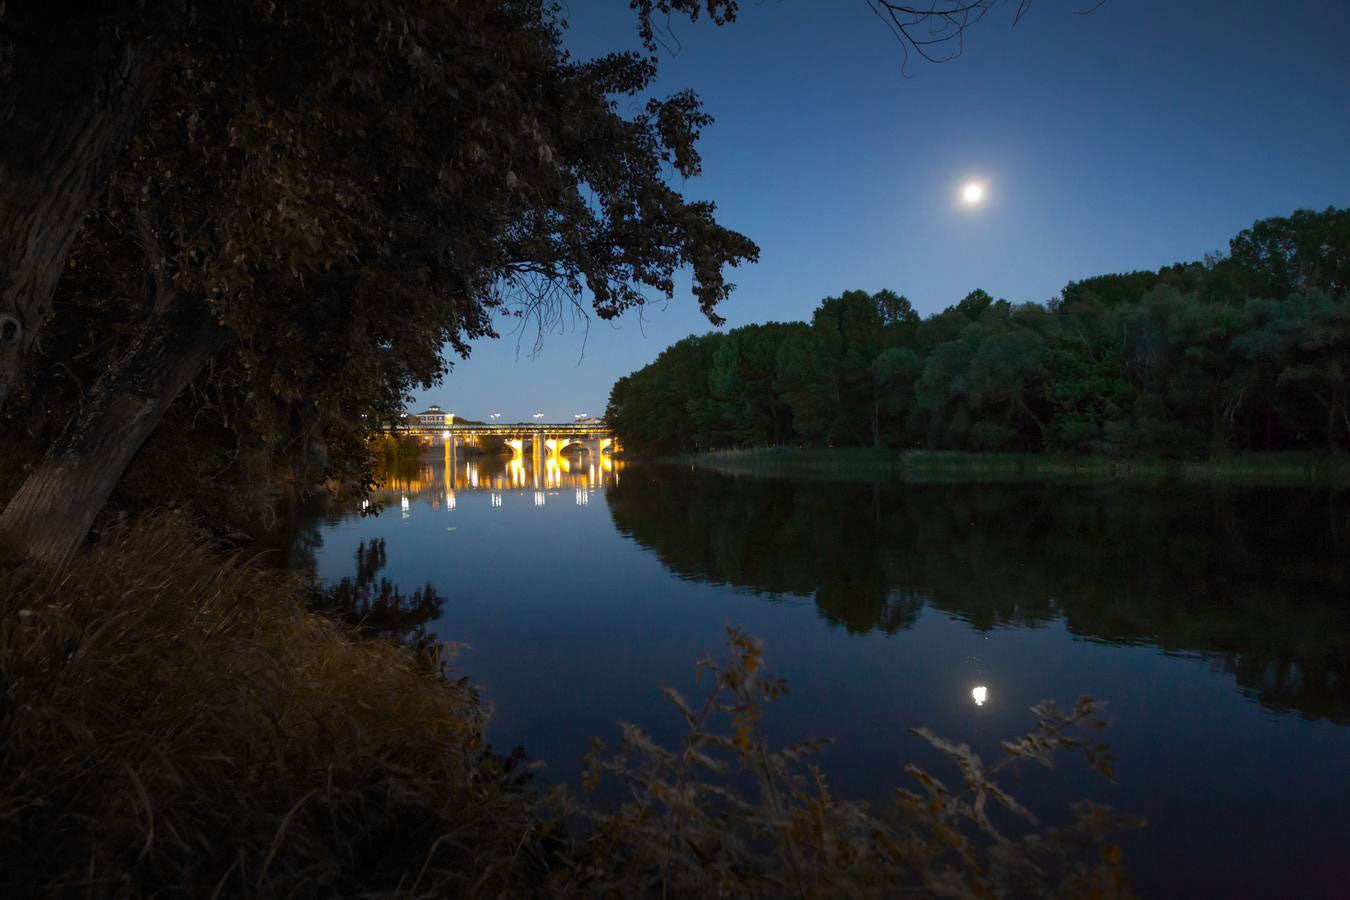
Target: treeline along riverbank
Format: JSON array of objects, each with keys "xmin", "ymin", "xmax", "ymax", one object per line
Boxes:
[{"xmin": 606, "ymin": 208, "xmax": 1350, "ymax": 459}]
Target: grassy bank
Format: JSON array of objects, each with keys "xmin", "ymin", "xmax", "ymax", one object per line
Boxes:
[
  {"xmin": 684, "ymin": 447, "xmax": 1350, "ymax": 485},
  {"xmin": 0, "ymin": 516, "xmax": 546, "ymax": 897}
]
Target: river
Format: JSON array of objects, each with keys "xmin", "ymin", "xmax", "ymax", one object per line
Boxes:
[{"xmin": 300, "ymin": 450, "xmax": 1350, "ymax": 898}]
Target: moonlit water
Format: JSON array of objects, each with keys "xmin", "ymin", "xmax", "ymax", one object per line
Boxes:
[{"xmin": 300, "ymin": 453, "xmax": 1350, "ymax": 898}]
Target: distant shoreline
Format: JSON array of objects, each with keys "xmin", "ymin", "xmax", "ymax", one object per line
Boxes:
[{"xmin": 675, "ymin": 447, "xmax": 1350, "ymax": 486}]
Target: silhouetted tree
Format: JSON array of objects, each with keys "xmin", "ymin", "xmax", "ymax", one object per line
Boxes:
[{"xmin": 1, "ymin": 0, "xmax": 758, "ymax": 563}]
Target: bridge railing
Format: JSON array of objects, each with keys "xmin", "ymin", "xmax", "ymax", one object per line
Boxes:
[{"xmin": 393, "ymin": 422, "xmax": 613, "ymax": 436}]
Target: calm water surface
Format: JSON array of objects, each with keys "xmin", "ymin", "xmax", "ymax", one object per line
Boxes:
[{"xmin": 302, "ymin": 451, "xmax": 1350, "ymax": 898}]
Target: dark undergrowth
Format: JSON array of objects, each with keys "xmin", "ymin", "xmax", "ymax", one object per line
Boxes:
[
  {"xmin": 0, "ymin": 514, "xmax": 1140, "ymax": 897},
  {"xmin": 0, "ymin": 517, "xmax": 548, "ymax": 897}
]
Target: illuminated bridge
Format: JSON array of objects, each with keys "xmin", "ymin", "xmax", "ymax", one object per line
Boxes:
[{"xmin": 396, "ymin": 419, "xmax": 618, "ymax": 463}]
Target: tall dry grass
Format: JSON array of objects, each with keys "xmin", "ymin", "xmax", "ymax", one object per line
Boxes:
[{"xmin": 0, "ymin": 515, "xmax": 548, "ymax": 897}]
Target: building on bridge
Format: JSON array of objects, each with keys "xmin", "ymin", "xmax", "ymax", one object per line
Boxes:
[{"xmin": 409, "ymin": 405, "xmax": 454, "ymax": 428}]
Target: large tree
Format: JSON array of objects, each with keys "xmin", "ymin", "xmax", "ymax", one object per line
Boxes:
[
  {"xmin": 0, "ymin": 1, "xmax": 176, "ymax": 410},
  {"xmin": 1, "ymin": 0, "xmax": 761, "ymax": 564}
]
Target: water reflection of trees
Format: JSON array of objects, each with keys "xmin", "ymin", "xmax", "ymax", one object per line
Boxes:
[{"xmin": 606, "ymin": 467, "xmax": 1350, "ymax": 722}]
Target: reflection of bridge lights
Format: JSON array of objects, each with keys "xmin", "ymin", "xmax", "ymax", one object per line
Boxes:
[
  {"xmin": 972, "ymin": 685, "xmax": 988, "ymax": 706},
  {"xmin": 575, "ymin": 487, "xmax": 588, "ymax": 506},
  {"xmin": 533, "ymin": 490, "xmax": 545, "ymax": 507},
  {"xmin": 361, "ymin": 498, "xmax": 370, "ymax": 510},
  {"xmin": 490, "ymin": 492, "xmax": 502, "ymax": 508},
  {"xmin": 446, "ymin": 491, "xmax": 456, "ymax": 511},
  {"xmin": 468, "ymin": 464, "xmax": 478, "ymax": 488},
  {"xmin": 401, "ymin": 494, "xmax": 410, "ymax": 519}
]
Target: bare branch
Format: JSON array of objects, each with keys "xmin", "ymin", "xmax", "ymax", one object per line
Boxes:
[{"xmin": 861, "ymin": 0, "xmax": 1084, "ymax": 72}]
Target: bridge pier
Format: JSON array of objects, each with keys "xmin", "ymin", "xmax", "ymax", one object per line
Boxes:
[{"xmin": 395, "ymin": 422, "xmax": 617, "ymax": 475}]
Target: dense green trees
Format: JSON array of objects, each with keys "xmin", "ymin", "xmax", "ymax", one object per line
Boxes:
[{"xmin": 607, "ymin": 208, "xmax": 1350, "ymax": 457}]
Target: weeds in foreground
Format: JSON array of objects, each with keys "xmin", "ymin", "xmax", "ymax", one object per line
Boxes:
[
  {"xmin": 1, "ymin": 516, "xmax": 1139, "ymax": 897},
  {"xmin": 560, "ymin": 628, "xmax": 1141, "ymax": 898}
]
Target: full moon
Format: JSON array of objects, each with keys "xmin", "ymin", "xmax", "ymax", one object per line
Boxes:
[{"xmin": 962, "ymin": 182, "xmax": 985, "ymax": 205}]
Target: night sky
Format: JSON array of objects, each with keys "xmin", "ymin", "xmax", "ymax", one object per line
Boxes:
[{"xmin": 413, "ymin": 0, "xmax": 1350, "ymax": 422}]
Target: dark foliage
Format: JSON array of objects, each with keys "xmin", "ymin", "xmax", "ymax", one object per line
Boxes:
[{"xmin": 1, "ymin": 0, "xmax": 758, "ymax": 546}]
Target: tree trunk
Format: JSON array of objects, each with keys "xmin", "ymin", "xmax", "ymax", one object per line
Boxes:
[
  {"xmin": 0, "ymin": 2, "xmax": 168, "ymax": 411},
  {"xmin": 1328, "ymin": 400, "xmax": 1338, "ymax": 453},
  {"xmin": 0, "ymin": 300, "xmax": 224, "ymax": 566}
]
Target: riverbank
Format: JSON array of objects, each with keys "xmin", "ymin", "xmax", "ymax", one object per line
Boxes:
[
  {"xmin": 0, "ymin": 515, "xmax": 547, "ymax": 896},
  {"xmin": 683, "ymin": 447, "xmax": 1350, "ymax": 485}
]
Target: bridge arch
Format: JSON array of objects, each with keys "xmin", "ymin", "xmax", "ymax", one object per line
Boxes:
[{"xmin": 559, "ymin": 439, "xmax": 591, "ymax": 456}]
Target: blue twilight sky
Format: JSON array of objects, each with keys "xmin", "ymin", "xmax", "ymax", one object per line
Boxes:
[{"xmin": 412, "ymin": 0, "xmax": 1350, "ymax": 422}]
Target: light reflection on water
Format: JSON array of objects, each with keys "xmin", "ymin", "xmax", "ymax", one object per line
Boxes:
[
  {"xmin": 306, "ymin": 455, "xmax": 1350, "ymax": 898},
  {"xmin": 374, "ymin": 445, "xmax": 618, "ymax": 512}
]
